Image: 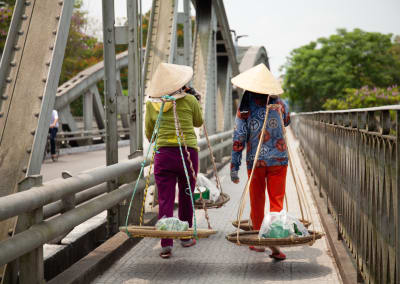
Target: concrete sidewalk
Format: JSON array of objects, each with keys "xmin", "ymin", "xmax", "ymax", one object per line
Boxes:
[{"xmin": 92, "ymin": 128, "xmax": 342, "ymax": 284}]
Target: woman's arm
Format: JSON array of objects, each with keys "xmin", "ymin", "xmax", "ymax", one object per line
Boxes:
[
  {"xmin": 230, "ymin": 112, "xmax": 248, "ymax": 183},
  {"xmin": 279, "ymin": 99, "xmax": 291, "ymax": 127},
  {"xmin": 192, "ymin": 96, "xmax": 203, "ymax": 127},
  {"xmin": 145, "ymin": 102, "xmax": 155, "ymax": 141}
]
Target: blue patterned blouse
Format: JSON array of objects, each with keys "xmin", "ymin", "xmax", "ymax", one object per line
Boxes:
[{"xmin": 230, "ymin": 93, "xmax": 290, "ymax": 180}]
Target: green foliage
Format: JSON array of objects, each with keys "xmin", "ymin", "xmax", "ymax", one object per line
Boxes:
[
  {"xmin": 0, "ymin": 1, "xmax": 14, "ymax": 55},
  {"xmin": 323, "ymin": 85, "xmax": 400, "ymax": 110},
  {"xmin": 282, "ymin": 29, "xmax": 400, "ymax": 111}
]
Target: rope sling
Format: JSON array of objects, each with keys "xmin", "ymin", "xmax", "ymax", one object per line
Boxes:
[
  {"xmin": 121, "ymin": 95, "xmax": 216, "ymax": 239},
  {"xmin": 227, "ymin": 100, "xmax": 323, "ymax": 247}
]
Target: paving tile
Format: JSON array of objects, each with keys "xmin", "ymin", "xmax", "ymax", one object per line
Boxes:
[{"xmin": 92, "ymin": 129, "xmax": 342, "ymax": 284}]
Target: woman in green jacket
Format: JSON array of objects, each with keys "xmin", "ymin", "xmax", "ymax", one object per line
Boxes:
[{"xmin": 145, "ymin": 63, "xmax": 203, "ymax": 259}]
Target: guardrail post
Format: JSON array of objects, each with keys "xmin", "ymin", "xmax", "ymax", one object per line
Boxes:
[
  {"xmin": 16, "ymin": 175, "xmax": 44, "ymax": 284},
  {"xmin": 48, "ymin": 171, "xmax": 77, "ymax": 244}
]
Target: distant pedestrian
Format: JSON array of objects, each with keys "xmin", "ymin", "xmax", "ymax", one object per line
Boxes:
[
  {"xmin": 49, "ymin": 109, "xmax": 59, "ymax": 161},
  {"xmin": 230, "ymin": 63, "xmax": 290, "ymax": 260},
  {"xmin": 145, "ymin": 63, "xmax": 203, "ymax": 259}
]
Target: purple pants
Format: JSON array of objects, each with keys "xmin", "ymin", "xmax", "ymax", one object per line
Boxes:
[{"xmin": 154, "ymin": 147, "xmax": 199, "ymax": 247}]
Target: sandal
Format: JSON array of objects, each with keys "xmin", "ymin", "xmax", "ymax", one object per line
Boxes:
[
  {"xmin": 181, "ymin": 239, "xmax": 196, "ymax": 248},
  {"xmin": 160, "ymin": 247, "xmax": 172, "ymax": 259},
  {"xmin": 249, "ymin": 246, "xmax": 265, "ymax": 252},
  {"xmin": 269, "ymin": 251, "xmax": 286, "ymax": 261}
]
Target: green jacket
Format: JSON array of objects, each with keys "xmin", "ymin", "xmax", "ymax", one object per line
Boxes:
[{"xmin": 145, "ymin": 94, "xmax": 203, "ymax": 150}]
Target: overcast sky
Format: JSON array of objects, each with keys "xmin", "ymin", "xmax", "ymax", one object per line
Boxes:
[{"xmin": 82, "ymin": 0, "xmax": 400, "ymax": 76}]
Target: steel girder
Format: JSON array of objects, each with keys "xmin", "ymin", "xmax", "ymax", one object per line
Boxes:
[{"xmin": 0, "ymin": 0, "xmax": 74, "ymax": 282}]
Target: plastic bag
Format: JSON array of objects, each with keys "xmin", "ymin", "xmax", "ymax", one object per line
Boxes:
[
  {"xmin": 194, "ymin": 186, "xmax": 210, "ymax": 201},
  {"xmin": 258, "ymin": 210, "xmax": 309, "ymax": 239},
  {"xmin": 196, "ymin": 173, "xmax": 220, "ymax": 202},
  {"xmin": 155, "ymin": 216, "xmax": 189, "ymax": 232}
]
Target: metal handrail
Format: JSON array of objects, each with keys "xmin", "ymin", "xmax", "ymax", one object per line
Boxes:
[
  {"xmin": 294, "ymin": 104, "xmax": 400, "ymax": 115},
  {"xmin": 0, "ymin": 130, "xmax": 233, "ymax": 222},
  {"xmin": 292, "ymin": 106, "xmax": 400, "ymax": 283},
  {"xmin": 0, "ymin": 129, "xmax": 233, "ymax": 267}
]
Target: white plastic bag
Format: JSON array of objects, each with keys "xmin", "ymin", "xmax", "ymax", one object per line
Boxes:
[
  {"xmin": 155, "ymin": 216, "xmax": 189, "ymax": 231},
  {"xmin": 258, "ymin": 210, "xmax": 309, "ymax": 239},
  {"xmin": 196, "ymin": 173, "xmax": 220, "ymax": 202}
]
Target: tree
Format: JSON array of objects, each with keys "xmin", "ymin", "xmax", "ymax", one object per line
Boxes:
[
  {"xmin": 323, "ymin": 85, "xmax": 399, "ymax": 110},
  {"xmin": 282, "ymin": 29, "xmax": 400, "ymax": 111},
  {"xmin": 0, "ymin": 0, "xmax": 15, "ymax": 56}
]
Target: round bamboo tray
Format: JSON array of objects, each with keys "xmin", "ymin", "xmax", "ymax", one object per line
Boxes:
[
  {"xmin": 120, "ymin": 226, "xmax": 217, "ymax": 239},
  {"xmin": 226, "ymin": 230, "xmax": 323, "ymax": 247},
  {"xmin": 194, "ymin": 192, "xmax": 230, "ymax": 209},
  {"xmin": 232, "ymin": 219, "xmax": 311, "ymax": 231}
]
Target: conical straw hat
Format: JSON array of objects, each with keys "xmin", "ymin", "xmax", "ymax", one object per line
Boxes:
[
  {"xmin": 147, "ymin": 63, "xmax": 193, "ymax": 98},
  {"xmin": 231, "ymin": 63, "xmax": 283, "ymax": 95}
]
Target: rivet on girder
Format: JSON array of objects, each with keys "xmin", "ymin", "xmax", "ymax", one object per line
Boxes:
[
  {"xmin": 52, "ymin": 30, "xmax": 57, "ymax": 35},
  {"xmin": 31, "ymin": 130, "xmax": 35, "ymax": 135},
  {"xmin": 27, "ymin": 149, "xmax": 32, "ymax": 154},
  {"xmin": 46, "ymin": 62, "xmax": 51, "ymax": 66},
  {"xmin": 58, "ymin": 1, "xmax": 63, "ymax": 6},
  {"xmin": 38, "ymin": 96, "xmax": 43, "ymax": 100},
  {"xmin": 42, "ymin": 78, "xmax": 47, "ymax": 83},
  {"xmin": 14, "ymin": 45, "xmax": 20, "ymax": 51},
  {"xmin": 18, "ymin": 30, "xmax": 24, "ymax": 35},
  {"xmin": 10, "ymin": 61, "xmax": 16, "ymax": 67},
  {"xmin": 6, "ymin": 77, "xmax": 12, "ymax": 83},
  {"xmin": 49, "ymin": 46, "xmax": 54, "ymax": 50},
  {"xmin": 21, "ymin": 15, "xmax": 28, "ymax": 20},
  {"xmin": 107, "ymin": 28, "xmax": 112, "ymax": 32},
  {"xmin": 107, "ymin": 40, "xmax": 112, "ymax": 44},
  {"xmin": 34, "ymin": 113, "xmax": 39, "ymax": 117},
  {"xmin": 55, "ymin": 15, "xmax": 60, "ymax": 20},
  {"xmin": 25, "ymin": 1, "xmax": 31, "ymax": 6},
  {"xmin": 22, "ymin": 168, "xmax": 27, "ymax": 173},
  {"xmin": 0, "ymin": 112, "xmax": 4, "ymax": 118},
  {"xmin": 2, "ymin": 95, "xmax": 8, "ymax": 100}
]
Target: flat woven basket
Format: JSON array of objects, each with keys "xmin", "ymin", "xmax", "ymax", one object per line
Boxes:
[
  {"xmin": 232, "ymin": 219, "xmax": 311, "ymax": 231},
  {"xmin": 226, "ymin": 230, "xmax": 323, "ymax": 247},
  {"xmin": 194, "ymin": 192, "xmax": 230, "ymax": 209},
  {"xmin": 121, "ymin": 226, "xmax": 217, "ymax": 239}
]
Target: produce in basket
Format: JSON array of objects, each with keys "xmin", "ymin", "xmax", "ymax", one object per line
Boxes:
[
  {"xmin": 259, "ymin": 210, "xmax": 309, "ymax": 239},
  {"xmin": 155, "ymin": 217, "xmax": 189, "ymax": 232}
]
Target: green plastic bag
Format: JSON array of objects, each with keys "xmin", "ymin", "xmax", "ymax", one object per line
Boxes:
[
  {"xmin": 259, "ymin": 210, "xmax": 309, "ymax": 239},
  {"xmin": 262, "ymin": 220, "xmax": 290, "ymax": 238}
]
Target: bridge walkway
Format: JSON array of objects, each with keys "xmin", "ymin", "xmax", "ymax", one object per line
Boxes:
[{"xmin": 90, "ymin": 129, "xmax": 342, "ymax": 284}]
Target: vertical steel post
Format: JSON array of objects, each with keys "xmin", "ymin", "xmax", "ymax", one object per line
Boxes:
[
  {"xmin": 127, "ymin": 0, "xmax": 142, "ymax": 156},
  {"xmin": 102, "ymin": 0, "xmax": 119, "ymax": 235},
  {"xmin": 222, "ymin": 62, "xmax": 232, "ymax": 131},
  {"xmin": 83, "ymin": 90, "xmax": 93, "ymax": 135},
  {"xmin": 204, "ymin": 7, "xmax": 217, "ymax": 135},
  {"xmin": 183, "ymin": 0, "xmax": 192, "ymax": 67}
]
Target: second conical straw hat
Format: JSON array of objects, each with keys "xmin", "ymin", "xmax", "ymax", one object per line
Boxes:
[
  {"xmin": 147, "ymin": 63, "xmax": 193, "ymax": 98},
  {"xmin": 231, "ymin": 63, "xmax": 283, "ymax": 95}
]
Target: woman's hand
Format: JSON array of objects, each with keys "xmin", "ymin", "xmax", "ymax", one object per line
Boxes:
[{"xmin": 232, "ymin": 178, "xmax": 240, "ymax": 184}]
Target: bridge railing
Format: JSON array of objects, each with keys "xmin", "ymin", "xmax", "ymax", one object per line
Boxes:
[
  {"xmin": 292, "ymin": 106, "xmax": 400, "ymax": 284},
  {"xmin": 0, "ymin": 130, "xmax": 233, "ymax": 269}
]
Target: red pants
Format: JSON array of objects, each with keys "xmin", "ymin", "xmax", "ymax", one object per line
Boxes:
[{"xmin": 247, "ymin": 165, "xmax": 288, "ymax": 230}]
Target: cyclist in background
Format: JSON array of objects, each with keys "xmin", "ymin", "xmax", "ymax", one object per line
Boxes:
[{"xmin": 49, "ymin": 109, "xmax": 59, "ymax": 161}]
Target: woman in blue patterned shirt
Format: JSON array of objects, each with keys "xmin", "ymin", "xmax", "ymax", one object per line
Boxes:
[{"xmin": 231, "ymin": 63, "xmax": 290, "ymax": 260}]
